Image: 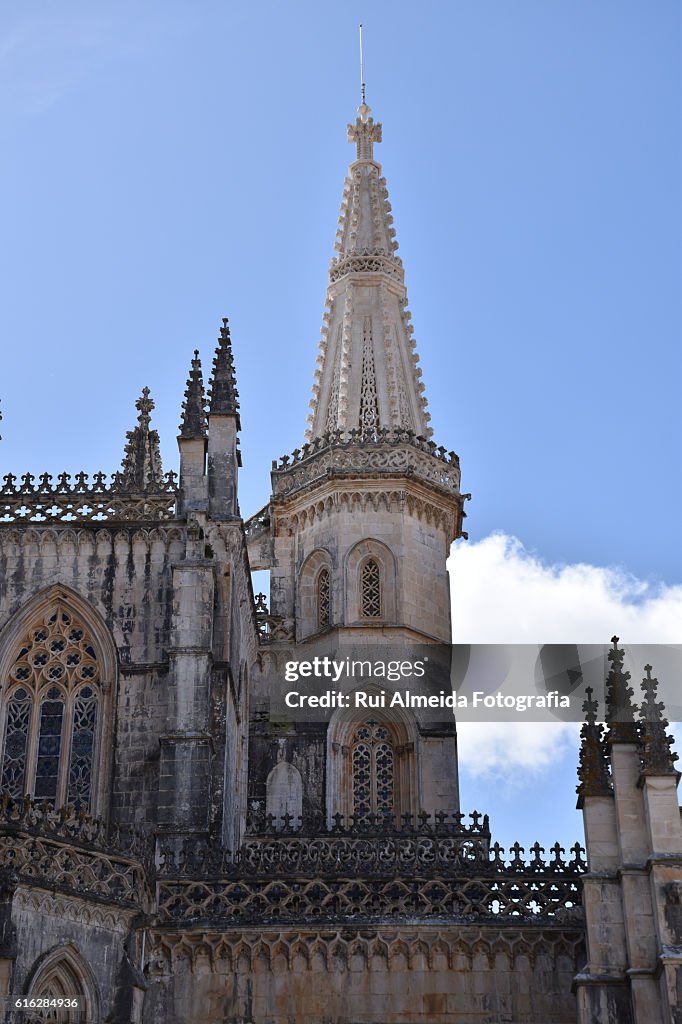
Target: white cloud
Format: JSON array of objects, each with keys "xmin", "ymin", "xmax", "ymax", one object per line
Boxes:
[
  {"xmin": 448, "ymin": 533, "xmax": 682, "ymax": 774},
  {"xmin": 448, "ymin": 532, "xmax": 682, "ymax": 644},
  {"xmin": 457, "ymin": 721, "xmax": 579, "ymax": 781}
]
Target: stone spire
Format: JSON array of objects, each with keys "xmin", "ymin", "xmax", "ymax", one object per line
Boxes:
[
  {"xmin": 605, "ymin": 636, "xmax": 639, "ymax": 744},
  {"xmin": 305, "ymin": 104, "xmax": 431, "ymax": 440},
  {"xmin": 577, "ymin": 686, "xmax": 611, "ymax": 804},
  {"xmin": 179, "ymin": 350, "xmax": 208, "ymax": 439},
  {"xmin": 119, "ymin": 387, "xmax": 164, "ymax": 489},
  {"xmin": 208, "ymin": 318, "xmax": 241, "ymax": 429},
  {"xmin": 639, "ymin": 664, "xmax": 679, "ymax": 775}
]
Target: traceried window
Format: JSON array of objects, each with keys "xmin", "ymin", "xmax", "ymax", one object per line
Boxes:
[
  {"xmin": 1, "ymin": 604, "xmax": 100, "ymax": 811},
  {"xmin": 351, "ymin": 720, "xmax": 395, "ymax": 822},
  {"xmin": 317, "ymin": 568, "xmax": 331, "ymax": 629},
  {"xmin": 361, "ymin": 558, "xmax": 382, "ymax": 618}
]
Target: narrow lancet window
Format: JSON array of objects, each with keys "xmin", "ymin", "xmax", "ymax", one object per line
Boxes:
[
  {"xmin": 351, "ymin": 720, "xmax": 395, "ymax": 822},
  {"xmin": 361, "ymin": 558, "xmax": 381, "ymax": 618},
  {"xmin": 317, "ymin": 568, "xmax": 331, "ymax": 629},
  {"xmin": 1, "ymin": 688, "xmax": 32, "ymax": 798}
]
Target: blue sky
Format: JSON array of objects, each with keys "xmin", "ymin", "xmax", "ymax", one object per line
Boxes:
[{"xmin": 1, "ymin": 2, "xmax": 681, "ymax": 851}]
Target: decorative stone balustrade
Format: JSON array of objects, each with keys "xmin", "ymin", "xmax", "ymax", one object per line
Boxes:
[
  {"xmin": 0, "ymin": 471, "xmax": 178, "ymax": 524},
  {"xmin": 271, "ymin": 429, "xmax": 462, "ymax": 498},
  {"xmin": 0, "ymin": 795, "xmax": 151, "ymax": 906}
]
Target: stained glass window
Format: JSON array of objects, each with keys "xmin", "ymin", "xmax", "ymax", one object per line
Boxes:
[
  {"xmin": 1, "ymin": 603, "xmax": 101, "ymax": 810},
  {"xmin": 361, "ymin": 559, "xmax": 381, "ymax": 618},
  {"xmin": 1, "ymin": 687, "xmax": 32, "ymax": 797},
  {"xmin": 351, "ymin": 720, "xmax": 394, "ymax": 822},
  {"xmin": 317, "ymin": 568, "xmax": 331, "ymax": 629}
]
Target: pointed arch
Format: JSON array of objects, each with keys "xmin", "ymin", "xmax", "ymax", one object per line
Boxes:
[
  {"xmin": 326, "ymin": 685, "xmax": 420, "ymax": 827},
  {"xmin": 24, "ymin": 943, "xmax": 100, "ymax": 1022},
  {"xmin": 296, "ymin": 548, "xmax": 334, "ymax": 640},
  {"xmin": 344, "ymin": 539, "xmax": 397, "ymax": 624},
  {"xmin": 0, "ymin": 585, "xmax": 117, "ymax": 817}
]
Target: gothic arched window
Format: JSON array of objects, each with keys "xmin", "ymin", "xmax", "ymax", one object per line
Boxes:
[
  {"xmin": 1, "ymin": 604, "xmax": 101, "ymax": 811},
  {"xmin": 361, "ymin": 558, "xmax": 382, "ymax": 618},
  {"xmin": 25, "ymin": 943, "xmax": 101, "ymax": 1024},
  {"xmin": 351, "ymin": 720, "xmax": 395, "ymax": 822},
  {"xmin": 317, "ymin": 568, "xmax": 331, "ymax": 629}
]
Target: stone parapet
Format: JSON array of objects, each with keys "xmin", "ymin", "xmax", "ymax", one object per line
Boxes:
[
  {"xmin": 271, "ymin": 430, "xmax": 461, "ymax": 498},
  {"xmin": 0, "ymin": 470, "xmax": 178, "ymax": 524}
]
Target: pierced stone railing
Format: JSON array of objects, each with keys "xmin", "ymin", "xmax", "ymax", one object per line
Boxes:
[
  {"xmin": 244, "ymin": 505, "xmax": 271, "ymax": 542},
  {"xmin": 157, "ymin": 871, "xmax": 585, "ymax": 925},
  {"xmin": 157, "ymin": 811, "xmax": 586, "ymax": 881},
  {"xmin": 271, "ymin": 429, "xmax": 462, "ymax": 498},
  {"xmin": 329, "ymin": 247, "xmax": 404, "ymax": 284},
  {"xmin": 0, "ymin": 794, "xmax": 153, "ymax": 865},
  {"xmin": 156, "ymin": 832, "xmax": 587, "ymax": 924},
  {"xmin": 252, "ymin": 593, "xmax": 290, "ymax": 643},
  {"xmin": 0, "ymin": 795, "xmax": 151, "ymax": 906},
  {"xmin": 0, "ymin": 471, "xmax": 178, "ymax": 524}
]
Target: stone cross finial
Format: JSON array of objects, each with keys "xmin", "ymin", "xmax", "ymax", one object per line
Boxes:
[
  {"xmin": 118, "ymin": 387, "xmax": 164, "ymax": 490},
  {"xmin": 135, "ymin": 387, "xmax": 155, "ymax": 427}
]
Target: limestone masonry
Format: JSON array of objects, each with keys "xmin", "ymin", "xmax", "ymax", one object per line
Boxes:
[{"xmin": 0, "ymin": 101, "xmax": 679, "ymax": 1023}]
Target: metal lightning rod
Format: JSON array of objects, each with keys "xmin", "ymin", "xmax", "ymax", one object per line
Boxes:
[{"xmin": 359, "ymin": 24, "xmax": 366, "ymax": 105}]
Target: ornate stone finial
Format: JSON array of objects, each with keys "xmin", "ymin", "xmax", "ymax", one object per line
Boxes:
[
  {"xmin": 207, "ymin": 318, "xmax": 241, "ymax": 428},
  {"xmin": 118, "ymin": 388, "xmax": 164, "ymax": 490},
  {"xmin": 136, "ymin": 387, "xmax": 154, "ymax": 427},
  {"xmin": 605, "ymin": 637, "xmax": 639, "ymax": 743},
  {"xmin": 639, "ymin": 664, "xmax": 680, "ymax": 776},
  {"xmin": 179, "ymin": 349, "xmax": 208, "ymax": 440},
  {"xmin": 348, "ymin": 110, "xmax": 382, "ymax": 161},
  {"xmin": 577, "ymin": 687, "xmax": 612, "ymax": 803}
]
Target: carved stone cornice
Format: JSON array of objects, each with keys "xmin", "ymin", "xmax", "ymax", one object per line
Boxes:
[
  {"xmin": 146, "ymin": 924, "xmax": 586, "ymax": 975},
  {"xmin": 271, "ymin": 432, "xmax": 461, "ymax": 501}
]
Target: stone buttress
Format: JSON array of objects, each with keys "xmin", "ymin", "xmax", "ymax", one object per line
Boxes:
[{"xmin": 575, "ymin": 637, "xmax": 682, "ymax": 1022}]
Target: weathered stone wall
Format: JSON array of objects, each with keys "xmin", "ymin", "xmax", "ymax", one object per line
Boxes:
[
  {"xmin": 144, "ymin": 926, "xmax": 583, "ymax": 1024},
  {"xmin": 0, "ymin": 516, "xmax": 256, "ymax": 840},
  {"xmin": 10, "ymin": 887, "xmax": 136, "ymax": 1020}
]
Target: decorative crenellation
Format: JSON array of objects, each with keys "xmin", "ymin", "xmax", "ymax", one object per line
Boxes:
[
  {"xmin": 157, "ymin": 814, "xmax": 586, "ymax": 880},
  {"xmin": 147, "ymin": 925, "xmax": 586, "ymax": 974},
  {"xmin": 0, "ymin": 469, "xmax": 178, "ymax": 523},
  {"xmin": 275, "ymin": 429, "xmax": 458, "ymax": 472}
]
